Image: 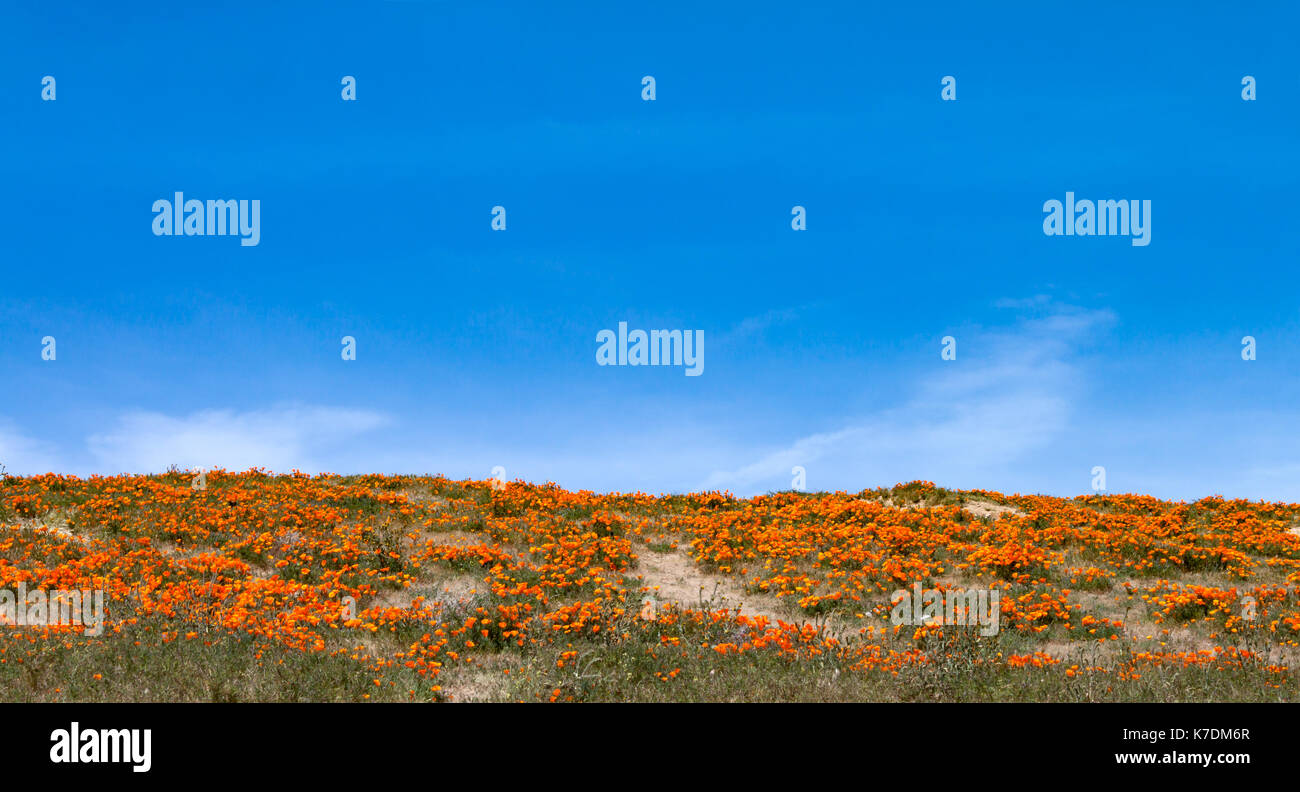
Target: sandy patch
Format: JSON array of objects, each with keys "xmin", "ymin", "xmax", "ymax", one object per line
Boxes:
[{"xmin": 632, "ymin": 543, "xmax": 792, "ymax": 625}]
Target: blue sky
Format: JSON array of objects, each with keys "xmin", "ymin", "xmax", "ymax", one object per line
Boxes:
[{"xmin": 2, "ymin": 2, "xmax": 1299, "ymax": 499}]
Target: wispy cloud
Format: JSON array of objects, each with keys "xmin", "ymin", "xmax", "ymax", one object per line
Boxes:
[
  {"xmin": 85, "ymin": 405, "xmax": 390, "ymax": 475},
  {"xmin": 714, "ymin": 306, "xmax": 806, "ymax": 349},
  {"xmin": 993, "ymin": 294, "xmax": 1054, "ymax": 310},
  {"xmin": 0, "ymin": 421, "xmax": 65, "ymax": 475},
  {"xmin": 703, "ymin": 305, "xmax": 1116, "ymax": 494}
]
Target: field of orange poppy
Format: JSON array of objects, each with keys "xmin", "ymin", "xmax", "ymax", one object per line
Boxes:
[{"xmin": 1, "ymin": 471, "xmax": 1296, "ymax": 701}]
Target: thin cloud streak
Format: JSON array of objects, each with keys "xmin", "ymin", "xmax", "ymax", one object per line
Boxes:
[
  {"xmin": 85, "ymin": 405, "xmax": 390, "ymax": 475},
  {"xmin": 702, "ymin": 305, "xmax": 1114, "ymax": 494}
]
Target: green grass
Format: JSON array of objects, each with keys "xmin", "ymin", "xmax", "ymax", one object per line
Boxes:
[{"xmin": 0, "ymin": 617, "xmax": 430, "ymax": 703}]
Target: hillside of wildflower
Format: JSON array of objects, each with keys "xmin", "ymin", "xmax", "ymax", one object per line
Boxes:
[{"xmin": 1, "ymin": 470, "xmax": 1298, "ymax": 702}]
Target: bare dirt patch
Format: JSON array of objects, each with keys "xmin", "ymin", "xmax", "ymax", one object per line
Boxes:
[
  {"xmin": 398, "ymin": 489, "xmax": 450, "ymax": 508},
  {"xmin": 962, "ymin": 500, "xmax": 1022, "ymax": 520},
  {"xmin": 853, "ymin": 495, "xmax": 1023, "ymax": 520},
  {"xmin": 18, "ymin": 511, "xmax": 87, "ymax": 544},
  {"xmin": 632, "ymin": 543, "xmax": 792, "ymax": 625}
]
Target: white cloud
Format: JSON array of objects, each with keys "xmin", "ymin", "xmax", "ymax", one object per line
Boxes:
[
  {"xmin": 86, "ymin": 405, "xmax": 389, "ymax": 475},
  {"xmin": 0, "ymin": 421, "xmax": 66, "ymax": 475},
  {"xmin": 702, "ymin": 306, "xmax": 1115, "ymax": 494}
]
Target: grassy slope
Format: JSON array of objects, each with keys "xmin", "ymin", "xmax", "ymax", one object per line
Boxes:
[{"xmin": 0, "ymin": 473, "xmax": 1296, "ymax": 702}]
